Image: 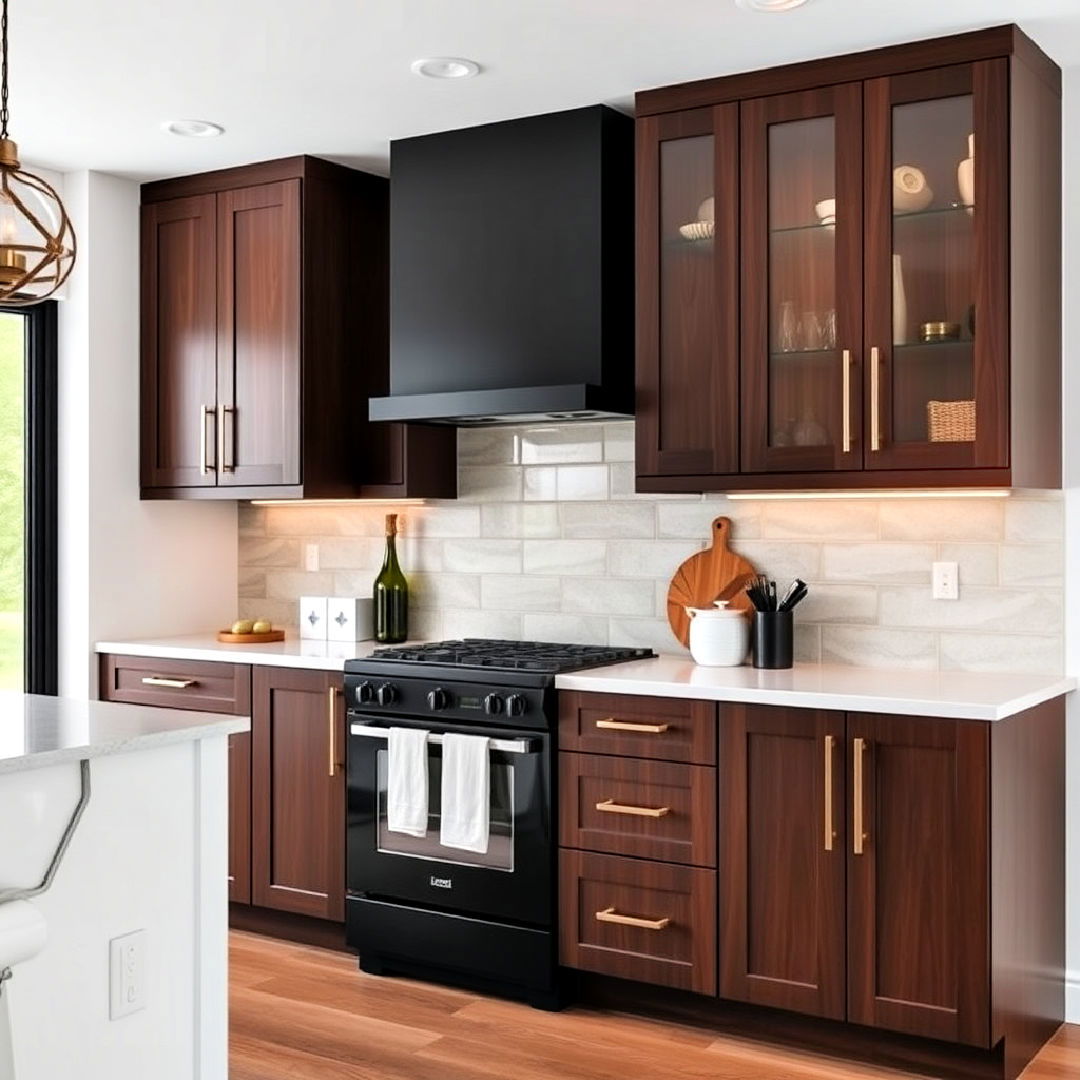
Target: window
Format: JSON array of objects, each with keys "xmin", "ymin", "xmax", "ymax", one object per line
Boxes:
[{"xmin": 0, "ymin": 302, "xmax": 57, "ymax": 693}]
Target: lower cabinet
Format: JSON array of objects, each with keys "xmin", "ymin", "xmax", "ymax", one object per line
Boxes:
[
  {"xmin": 251, "ymin": 666, "xmax": 346, "ymax": 920},
  {"xmin": 228, "ymin": 732, "xmax": 252, "ymax": 904}
]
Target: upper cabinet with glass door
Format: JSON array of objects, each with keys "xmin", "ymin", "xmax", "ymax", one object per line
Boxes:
[{"xmin": 634, "ymin": 26, "xmax": 1061, "ymax": 493}]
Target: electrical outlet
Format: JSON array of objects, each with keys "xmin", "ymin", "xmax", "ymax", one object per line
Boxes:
[
  {"xmin": 932, "ymin": 561, "xmax": 959, "ymax": 600},
  {"xmin": 110, "ymin": 929, "xmax": 147, "ymax": 1019},
  {"xmin": 305, "ymin": 543, "xmax": 320, "ymax": 572}
]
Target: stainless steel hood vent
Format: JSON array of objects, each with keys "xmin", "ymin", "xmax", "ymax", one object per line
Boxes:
[{"xmin": 369, "ymin": 105, "xmax": 634, "ymax": 427}]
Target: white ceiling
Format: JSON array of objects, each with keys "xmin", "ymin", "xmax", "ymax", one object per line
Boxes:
[{"xmin": 14, "ymin": 0, "xmax": 1080, "ymax": 181}]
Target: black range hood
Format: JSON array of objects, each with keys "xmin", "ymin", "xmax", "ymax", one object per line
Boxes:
[{"xmin": 369, "ymin": 105, "xmax": 634, "ymax": 426}]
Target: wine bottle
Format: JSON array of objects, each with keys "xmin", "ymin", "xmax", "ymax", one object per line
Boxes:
[{"xmin": 374, "ymin": 513, "xmax": 408, "ymax": 644}]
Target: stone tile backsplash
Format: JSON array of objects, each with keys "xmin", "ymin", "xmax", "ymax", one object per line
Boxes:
[{"xmin": 237, "ymin": 421, "xmax": 1065, "ymax": 674}]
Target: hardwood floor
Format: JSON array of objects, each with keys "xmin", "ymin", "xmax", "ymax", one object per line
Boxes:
[{"xmin": 230, "ymin": 931, "xmax": 1078, "ymax": 1079}]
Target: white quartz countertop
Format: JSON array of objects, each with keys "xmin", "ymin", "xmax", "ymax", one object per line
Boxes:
[
  {"xmin": 0, "ymin": 692, "xmax": 249, "ymax": 775},
  {"xmin": 95, "ymin": 633, "xmax": 384, "ymax": 672},
  {"xmin": 555, "ymin": 656, "xmax": 1076, "ymax": 722}
]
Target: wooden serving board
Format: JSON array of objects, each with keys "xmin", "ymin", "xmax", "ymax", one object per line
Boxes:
[
  {"xmin": 217, "ymin": 629, "xmax": 286, "ymax": 644},
  {"xmin": 666, "ymin": 517, "xmax": 756, "ymax": 648}
]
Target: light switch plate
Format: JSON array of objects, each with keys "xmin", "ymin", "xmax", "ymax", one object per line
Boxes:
[
  {"xmin": 932, "ymin": 561, "xmax": 959, "ymax": 600},
  {"xmin": 110, "ymin": 929, "xmax": 147, "ymax": 1019}
]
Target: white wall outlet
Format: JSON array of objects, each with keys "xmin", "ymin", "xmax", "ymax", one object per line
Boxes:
[
  {"xmin": 932, "ymin": 561, "xmax": 959, "ymax": 600},
  {"xmin": 305, "ymin": 543, "xmax": 320, "ymax": 572},
  {"xmin": 109, "ymin": 929, "xmax": 147, "ymax": 1019}
]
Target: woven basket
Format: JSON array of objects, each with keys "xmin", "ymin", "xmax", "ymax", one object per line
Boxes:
[{"xmin": 927, "ymin": 399, "xmax": 976, "ymax": 442}]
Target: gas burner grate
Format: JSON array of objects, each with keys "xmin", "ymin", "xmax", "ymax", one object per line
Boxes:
[{"xmin": 369, "ymin": 638, "xmax": 654, "ymax": 674}]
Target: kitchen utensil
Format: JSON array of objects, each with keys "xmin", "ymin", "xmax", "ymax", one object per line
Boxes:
[
  {"xmin": 778, "ymin": 300, "xmax": 798, "ymax": 352},
  {"xmin": 752, "ymin": 611, "xmax": 794, "ymax": 669},
  {"xmin": 667, "ymin": 517, "xmax": 756, "ymax": 648},
  {"xmin": 217, "ymin": 628, "xmax": 286, "ymax": 644},
  {"xmin": 921, "ymin": 321, "xmax": 962, "ymax": 343},
  {"xmin": 686, "ymin": 601, "xmax": 750, "ymax": 667},
  {"xmin": 893, "ymin": 164, "xmax": 934, "ymax": 212},
  {"xmin": 800, "ymin": 311, "xmax": 823, "ymax": 351}
]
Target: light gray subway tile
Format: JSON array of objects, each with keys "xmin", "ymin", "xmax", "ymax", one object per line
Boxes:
[
  {"xmin": 409, "ymin": 572, "xmax": 481, "ymax": 610},
  {"xmin": 406, "ymin": 505, "xmax": 482, "ymax": 538},
  {"xmin": 456, "ymin": 427, "xmax": 521, "ymax": 466},
  {"xmin": 878, "ymin": 586, "xmax": 1061, "ymax": 634},
  {"xmin": 332, "ymin": 571, "xmax": 376, "ymax": 596},
  {"xmin": 610, "ymin": 462, "xmax": 684, "ymax": 500},
  {"xmin": 761, "ymin": 500, "xmax": 879, "ymax": 540},
  {"xmin": 939, "ymin": 632, "xmax": 1063, "ymax": 675},
  {"xmin": 237, "ymin": 598, "xmax": 298, "ymax": 629},
  {"xmin": 822, "ymin": 543, "xmax": 935, "ymax": 584},
  {"xmin": 265, "ymin": 570, "xmax": 335, "ymax": 601},
  {"xmin": 1004, "ymin": 496, "xmax": 1063, "ymax": 542},
  {"xmin": 560, "ymin": 577, "xmax": 655, "ymax": 617},
  {"xmin": 879, "ymin": 498, "xmax": 1004, "ymax": 540},
  {"xmin": 793, "ymin": 622, "xmax": 822, "ymax": 663},
  {"xmin": 560, "ymin": 501, "xmax": 655, "ymax": 539},
  {"xmin": 240, "ymin": 538, "xmax": 302, "ymax": 568},
  {"xmin": 238, "ymin": 505, "xmax": 266, "ymax": 538},
  {"xmin": 407, "ymin": 608, "xmax": 443, "ymax": 642},
  {"xmin": 457, "ymin": 466, "xmax": 523, "ymax": 502},
  {"xmin": 481, "ymin": 574, "xmax": 561, "ymax": 611},
  {"xmin": 607, "ymin": 540, "xmax": 702, "ymax": 578},
  {"xmin": 937, "ymin": 543, "xmax": 999, "ymax": 587},
  {"xmin": 481, "ymin": 503, "xmax": 561, "ymax": 539},
  {"xmin": 609, "ymin": 617, "xmax": 685, "ymax": 654},
  {"xmin": 657, "ymin": 501, "xmax": 760, "ymax": 540},
  {"xmin": 397, "ymin": 538, "xmax": 445, "ymax": 573},
  {"xmin": 259, "ymin": 506, "xmax": 364, "ymax": 537},
  {"xmin": 443, "ymin": 539, "xmax": 522, "ymax": 574},
  {"xmin": 821, "ymin": 626, "xmax": 938, "ymax": 670},
  {"xmin": 523, "ymin": 539, "xmax": 607, "ymax": 576},
  {"xmin": 732, "ymin": 541, "xmax": 821, "ymax": 583},
  {"xmin": 796, "ymin": 584, "xmax": 877, "ymax": 624},
  {"xmin": 318, "ymin": 538, "xmax": 383, "ymax": 570},
  {"xmin": 522, "ymin": 613, "xmax": 609, "ymax": 646},
  {"xmin": 520, "ymin": 425, "xmax": 604, "ymax": 464},
  {"xmin": 442, "ymin": 610, "xmax": 524, "ymax": 640},
  {"xmin": 556, "ymin": 464, "xmax": 609, "ymax": 501},
  {"xmin": 999, "ymin": 543, "xmax": 1063, "ymax": 587},
  {"xmin": 238, "ymin": 568, "xmax": 266, "ymax": 599},
  {"xmin": 523, "ymin": 467, "xmax": 558, "ymax": 501},
  {"xmin": 602, "ymin": 422, "xmax": 636, "ymax": 462}
]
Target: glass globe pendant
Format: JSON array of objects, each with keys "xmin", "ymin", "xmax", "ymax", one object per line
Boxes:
[{"xmin": 0, "ymin": 0, "xmax": 75, "ymax": 304}]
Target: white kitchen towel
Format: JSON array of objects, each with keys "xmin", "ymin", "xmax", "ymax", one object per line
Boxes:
[
  {"xmin": 386, "ymin": 727, "xmax": 430, "ymax": 837},
  {"xmin": 439, "ymin": 733, "xmax": 491, "ymax": 854}
]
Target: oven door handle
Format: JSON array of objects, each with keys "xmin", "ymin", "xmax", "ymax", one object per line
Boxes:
[{"xmin": 349, "ymin": 723, "xmax": 539, "ymax": 756}]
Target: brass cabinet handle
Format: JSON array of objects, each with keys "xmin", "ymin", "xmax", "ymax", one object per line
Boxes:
[
  {"xmin": 595, "ymin": 718, "xmax": 670, "ymax": 734},
  {"xmin": 595, "ymin": 906, "xmax": 671, "ymax": 931},
  {"xmin": 200, "ymin": 405, "xmax": 216, "ymax": 475},
  {"xmin": 595, "ymin": 798, "xmax": 671, "ymax": 819},
  {"xmin": 824, "ymin": 734, "xmax": 836, "ymax": 851},
  {"xmin": 141, "ymin": 676, "xmax": 196, "ymax": 689},
  {"xmin": 869, "ymin": 347, "xmax": 882, "ymax": 452},
  {"xmin": 328, "ymin": 687, "xmax": 340, "ymax": 778},
  {"xmin": 219, "ymin": 405, "xmax": 235, "ymax": 473},
  {"xmin": 841, "ymin": 350, "xmax": 852, "ymax": 454},
  {"xmin": 853, "ymin": 736, "xmax": 868, "ymax": 855}
]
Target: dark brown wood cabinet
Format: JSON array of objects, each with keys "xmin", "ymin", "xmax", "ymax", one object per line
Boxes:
[
  {"xmin": 140, "ymin": 156, "xmax": 456, "ymax": 500},
  {"xmin": 228, "ymin": 732, "xmax": 252, "ymax": 904},
  {"xmin": 636, "ymin": 25, "xmax": 1061, "ymax": 492},
  {"xmin": 251, "ymin": 666, "xmax": 346, "ymax": 921}
]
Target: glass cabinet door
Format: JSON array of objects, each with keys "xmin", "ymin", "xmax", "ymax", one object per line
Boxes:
[
  {"xmin": 864, "ymin": 62, "xmax": 1009, "ymax": 471},
  {"xmin": 636, "ymin": 106, "xmax": 739, "ymax": 479},
  {"xmin": 741, "ymin": 85, "xmax": 863, "ymax": 473}
]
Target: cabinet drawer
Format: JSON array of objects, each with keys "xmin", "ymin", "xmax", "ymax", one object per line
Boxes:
[
  {"xmin": 559, "ymin": 692, "xmax": 716, "ymax": 764},
  {"xmin": 559, "ymin": 850, "xmax": 716, "ymax": 995},
  {"xmin": 99, "ymin": 654, "xmax": 251, "ymax": 715},
  {"xmin": 559, "ymin": 752, "xmax": 716, "ymax": 867}
]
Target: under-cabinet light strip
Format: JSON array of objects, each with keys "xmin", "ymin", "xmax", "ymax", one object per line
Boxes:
[
  {"xmin": 249, "ymin": 498, "xmax": 427, "ymax": 507},
  {"xmin": 726, "ymin": 489, "xmax": 1011, "ymax": 501}
]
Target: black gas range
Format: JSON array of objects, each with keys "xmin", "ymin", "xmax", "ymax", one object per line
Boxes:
[{"xmin": 343, "ymin": 639, "xmax": 653, "ymax": 1008}]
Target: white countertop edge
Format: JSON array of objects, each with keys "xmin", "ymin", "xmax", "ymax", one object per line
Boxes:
[{"xmin": 94, "ymin": 636, "xmax": 369, "ymax": 671}]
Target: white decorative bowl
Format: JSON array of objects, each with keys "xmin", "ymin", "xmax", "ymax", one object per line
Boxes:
[{"xmin": 678, "ymin": 220, "xmax": 715, "ymax": 242}]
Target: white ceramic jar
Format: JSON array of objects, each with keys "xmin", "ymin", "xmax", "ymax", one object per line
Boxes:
[{"xmin": 686, "ymin": 601, "xmax": 750, "ymax": 667}]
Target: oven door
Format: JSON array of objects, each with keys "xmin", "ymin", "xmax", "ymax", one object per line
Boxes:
[{"xmin": 346, "ymin": 714, "xmax": 552, "ymax": 927}]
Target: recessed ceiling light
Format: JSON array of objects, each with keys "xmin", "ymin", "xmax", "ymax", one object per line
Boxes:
[
  {"xmin": 735, "ymin": 0, "xmax": 809, "ymax": 11},
  {"xmin": 410, "ymin": 57, "xmax": 481, "ymax": 80},
  {"xmin": 161, "ymin": 119, "xmax": 225, "ymax": 138}
]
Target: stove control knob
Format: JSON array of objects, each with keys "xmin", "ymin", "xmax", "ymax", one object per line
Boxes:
[
  {"xmin": 375, "ymin": 683, "xmax": 398, "ymax": 707},
  {"xmin": 356, "ymin": 680, "xmax": 375, "ymax": 705},
  {"xmin": 427, "ymin": 688, "xmax": 449, "ymax": 712},
  {"xmin": 506, "ymin": 694, "xmax": 527, "ymax": 718},
  {"xmin": 483, "ymin": 693, "xmax": 505, "ymax": 716}
]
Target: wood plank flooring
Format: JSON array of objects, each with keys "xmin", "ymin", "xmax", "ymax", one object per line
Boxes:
[{"xmin": 230, "ymin": 931, "xmax": 1079, "ymax": 1079}]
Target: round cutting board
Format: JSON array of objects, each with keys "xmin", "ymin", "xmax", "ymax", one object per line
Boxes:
[
  {"xmin": 217, "ymin": 629, "xmax": 286, "ymax": 644},
  {"xmin": 667, "ymin": 516, "xmax": 756, "ymax": 648}
]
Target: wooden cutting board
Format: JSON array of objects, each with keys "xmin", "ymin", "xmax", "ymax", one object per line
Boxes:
[{"xmin": 666, "ymin": 516, "xmax": 756, "ymax": 648}]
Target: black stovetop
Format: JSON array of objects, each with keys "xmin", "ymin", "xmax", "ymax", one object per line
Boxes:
[{"xmin": 364, "ymin": 638, "xmax": 654, "ymax": 675}]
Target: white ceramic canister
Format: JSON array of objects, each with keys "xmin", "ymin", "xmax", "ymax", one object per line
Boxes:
[{"xmin": 686, "ymin": 601, "xmax": 750, "ymax": 667}]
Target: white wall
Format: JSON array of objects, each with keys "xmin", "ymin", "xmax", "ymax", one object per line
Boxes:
[{"xmin": 58, "ymin": 171, "xmax": 238, "ymax": 698}]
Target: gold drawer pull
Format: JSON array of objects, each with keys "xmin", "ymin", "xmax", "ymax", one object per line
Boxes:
[
  {"xmin": 595, "ymin": 718, "xmax": 670, "ymax": 734},
  {"xmin": 595, "ymin": 906, "xmax": 670, "ymax": 931},
  {"xmin": 141, "ymin": 676, "xmax": 196, "ymax": 689},
  {"xmin": 595, "ymin": 798, "xmax": 670, "ymax": 819},
  {"xmin": 853, "ymin": 736, "xmax": 868, "ymax": 855}
]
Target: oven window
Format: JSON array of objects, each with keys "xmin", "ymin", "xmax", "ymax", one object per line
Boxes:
[{"xmin": 375, "ymin": 749, "xmax": 515, "ymax": 871}]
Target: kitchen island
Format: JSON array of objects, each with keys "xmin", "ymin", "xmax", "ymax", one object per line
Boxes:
[{"xmin": 0, "ymin": 693, "xmax": 247, "ymax": 1080}]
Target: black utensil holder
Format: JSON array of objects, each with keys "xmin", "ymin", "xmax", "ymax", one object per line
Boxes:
[{"xmin": 752, "ymin": 611, "xmax": 794, "ymax": 670}]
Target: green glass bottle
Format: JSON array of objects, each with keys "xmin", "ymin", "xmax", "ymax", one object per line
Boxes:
[{"xmin": 374, "ymin": 513, "xmax": 408, "ymax": 644}]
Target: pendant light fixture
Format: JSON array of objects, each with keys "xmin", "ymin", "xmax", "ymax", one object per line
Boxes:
[{"xmin": 0, "ymin": 0, "xmax": 74, "ymax": 304}]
